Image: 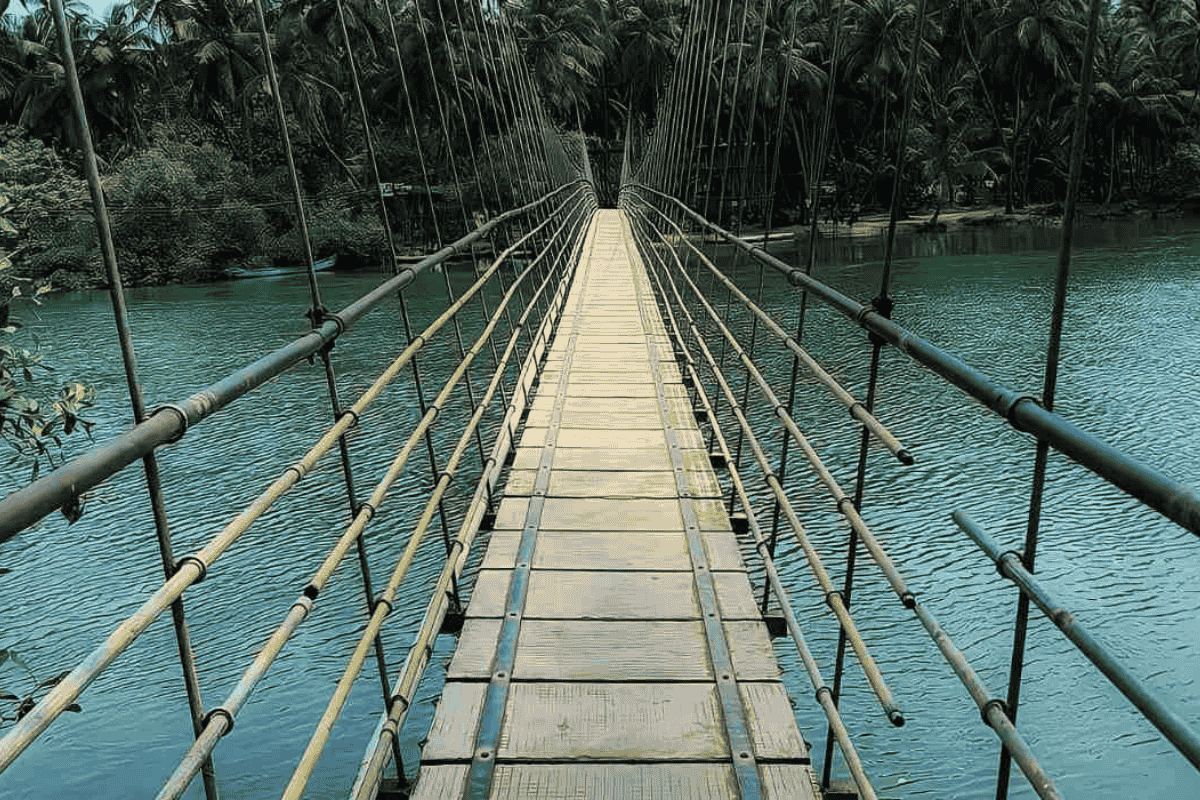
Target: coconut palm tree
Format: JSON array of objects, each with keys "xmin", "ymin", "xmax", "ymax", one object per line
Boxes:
[
  {"xmin": 981, "ymin": 0, "xmax": 1085, "ymax": 210},
  {"xmin": 505, "ymin": 0, "xmax": 610, "ymax": 122}
]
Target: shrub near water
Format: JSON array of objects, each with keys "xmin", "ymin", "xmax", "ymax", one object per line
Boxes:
[{"xmin": 108, "ymin": 141, "xmax": 269, "ymax": 284}]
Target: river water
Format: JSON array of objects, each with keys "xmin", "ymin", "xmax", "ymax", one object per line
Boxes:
[{"xmin": 0, "ymin": 215, "xmax": 1197, "ymax": 799}]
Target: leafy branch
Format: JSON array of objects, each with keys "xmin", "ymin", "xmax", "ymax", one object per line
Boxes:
[{"xmin": 0, "ymin": 649, "xmax": 82, "ymax": 729}]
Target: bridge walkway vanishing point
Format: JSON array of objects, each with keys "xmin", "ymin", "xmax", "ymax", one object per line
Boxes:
[{"xmin": 410, "ymin": 209, "xmax": 819, "ymax": 799}]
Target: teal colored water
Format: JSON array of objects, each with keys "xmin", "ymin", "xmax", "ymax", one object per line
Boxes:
[{"xmin": 0, "ymin": 215, "xmax": 1197, "ymax": 799}]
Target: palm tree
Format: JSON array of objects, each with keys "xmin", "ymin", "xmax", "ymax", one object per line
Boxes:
[
  {"xmin": 610, "ymin": 0, "xmax": 681, "ymax": 122},
  {"xmin": 134, "ymin": 0, "xmax": 264, "ymax": 128},
  {"xmin": 505, "ymin": 0, "xmax": 610, "ymax": 123},
  {"xmin": 4, "ymin": 0, "xmax": 153, "ymax": 151},
  {"xmin": 981, "ymin": 0, "xmax": 1085, "ymax": 210},
  {"xmin": 1091, "ymin": 9, "xmax": 1185, "ymax": 202}
]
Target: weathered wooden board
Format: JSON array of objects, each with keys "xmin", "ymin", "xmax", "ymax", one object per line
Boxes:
[
  {"xmin": 466, "ymin": 570, "xmax": 761, "ymax": 620},
  {"xmin": 447, "ymin": 619, "xmax": 779, "ymax": 681},
  {"xmin": 423, "ymin": 682, "xmax": 807, "ymax": 761},
  {"xmin": 501, "ymin": 468, "xmax": 722, "ymax": 499},
  {"xmin": 480, "ymin": 530, "xmax": 744, "ymax": 572},
  {"xmin": 410, "ymin": 763, "xmax": 820, "ymax": 800},
  {"xmin": 411, "ymin": 210, "xmax": 819, "ymax": 800}
]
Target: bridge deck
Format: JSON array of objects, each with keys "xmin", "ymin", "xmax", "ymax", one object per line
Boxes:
[{"xmin": 412, "ymin": 210, "xmax": 819, "ymax": 799}]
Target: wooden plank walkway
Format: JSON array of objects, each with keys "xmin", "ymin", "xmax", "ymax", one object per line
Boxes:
[{"xmin": 411, "ymin": 209, "xmax": 819, "ymax": 800}]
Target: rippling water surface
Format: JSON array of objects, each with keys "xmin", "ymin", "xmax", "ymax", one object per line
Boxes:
[{"xmin": 1, "ymin": 216, "xmax": 1198, "ymax": 799}]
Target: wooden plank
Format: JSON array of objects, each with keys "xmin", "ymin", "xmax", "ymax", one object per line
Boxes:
[
  {"xmin": 447, "ymin": 619, "xmax": 780, "ymax": 681},
  {"xmin": 740, "ymin": 682, "xmax": 811, "ymax": 760},
  {"xmin": 408, "ymin": 765, "xmax": 469, "ymax": 800},
  {"xmin": 503, "ymin": 470, "xmax": 681, "ymax": 497},
  {"xmin": 411, "ymin": 211, "xmax": 823, "ymax": 800},
  {"xmin": 411, "ymin": 764, "xmax": 820, "ymax": 800},
  {"xmin": 487, "ymin": 764, "xmax": 737, "ymax": 800},
  {"xmin": 423, "ymin": 682, "xmax": 805, "ymax": 762},
  {"xmin": 466, "ymin": 570, "xmax": 762, "ymax": 620},
  {"xmin": 522, "ymin": 447, "xmax": 673, "ymax": 472},
  {"xmin": 494, "ymin": 497, "xmax": 686, "ymax": 531},
  {"xmin": 480, "ymin": 530, "xmax": 744, "ymax": 572},
  {"xmin": 425, "ymin": 683, "xmax": 727, "ymax": 760}
]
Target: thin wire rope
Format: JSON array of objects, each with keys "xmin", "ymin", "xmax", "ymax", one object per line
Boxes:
[
  {"xmin": 628, "ymin": 205, "xmax": 879, "ymax": 800},
  {"xmin": 630, "ymin": 199, "xmax": 1062, "ymax": 799},
  {"xmin": 649, "ymin": 0, "xmax": 701, "ymax": 196},
  {"xmin": 996, "ymin": 0, "xmax": 1103, "ymax": 796},
  {"xmin": 760, "ymin": 0, "xmax": 810, "ymax": 610},
  {"xmin": 727, "ymin": 0, "xmax": 773, "ymax": 488},
  {"xmin": 456, "ymin": 1, "xmax": 506, "ymax": 212},
  {"xmin": 630, "ymin": 202, "xmax": 903, "ymax": 723},
  {"xmin": 333, "ymin": 0, "xmax": 399, "ymax": 264},
  {"xmin": 152, "ymin": 195, "xmax": 583, "ymax": 800},
  {"xmin": 280, "ymin": 194, "xmax": 593, "ymax": 800},
  {"xmin": 713, "ymin": 0, "xmax": 756, "ymax": 230},
  {"xmin": 325, "ymin": 0, "xmax": 418, "ymax": 777},
  {"xmin": 0, "ymin": 184, "xmax": 583, "ymax": 771},
  {"xmin": 381, "ymin": 0, "xmax": 445, "ymax": 249},
  {"xmin": 824, "ymin": 0, "xmax": 929, "ymax": 782},
  {"xmin": 46, "ymin": 2, "xmax": 219, "ymax": 798},
  {"xmin": 663, "ymin": 0, "xmax": 717, "ymax": 216},
  {"xmin": 348, "ymin": 203, "xmax": 593, "ymax": 800}
]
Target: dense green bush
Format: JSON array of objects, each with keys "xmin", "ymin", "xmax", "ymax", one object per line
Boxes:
[
  {"xmin": 0, "ymin": 127, "xmax": 99, "ymax": 283},
  {"xmin": 107, "ymin": 138, "xmax": 269, "ymax": 283}
]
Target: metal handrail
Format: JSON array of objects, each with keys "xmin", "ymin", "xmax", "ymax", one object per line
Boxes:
[
  {"xmin": 629, "ymin": 202, "xmax": 1065, "ymax": 800},
  {"xmin": 953, "ymin": 510, "xmax": 1200, "ymax": 771},
  {"xmin": 0, "ymin": 189, "xmax": 592, "ymax": 775},
  {"xmin": 0, "ymin": 181, "xmax": 590, "ymax": 544},
  {"xmin": 348, "ymin": 206, "xmax": 594, "ymax": 800},
  {"xmin": 626, "ymin": 184, "xmax": 1200, "ymax": 538}
]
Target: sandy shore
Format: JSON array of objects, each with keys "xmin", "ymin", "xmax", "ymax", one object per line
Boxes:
[{"xmin": 741, "ymin": 204, "xmax": 1056, "ymax": 244}]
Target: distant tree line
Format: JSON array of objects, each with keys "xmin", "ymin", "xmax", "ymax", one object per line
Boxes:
[{"xmin": 0, "ymin": 0, "xmax": 1197, "ymax": 287}]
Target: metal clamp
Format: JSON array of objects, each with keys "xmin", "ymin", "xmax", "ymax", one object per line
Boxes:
[
  {"xmin": 995, "ymin": 549, "xmax": 1025, "ymax": 577},
  {"xmin": 373, "ymin": 596, "xmax": 395, "ymax": 615},
  {"xmin": 1000, "ymin": 393, "xmax": 1041, "ymax": 432},
  {"xmin": 151, "ymin": 404, "xmax": 189, "ymax": 444},
  {"xmin": 202, "ymin": 706, "xmax": 235, "ymax": 736},
  {"xmin": 175, "ymin": 555, "xmax": 208, "ymax": 584},
  {"xmin": 981, "ymin": 697, "xmax": 1010, "ymax": 728}
]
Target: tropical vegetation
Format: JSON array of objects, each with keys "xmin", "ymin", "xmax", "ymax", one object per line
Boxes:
[{"xmin": 0, "ymin": 0, "xmax": 1194, "ymax": 289}]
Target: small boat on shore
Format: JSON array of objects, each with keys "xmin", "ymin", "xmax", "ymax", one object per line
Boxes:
[{"xmin": 226, "ymin": 255, "xmax": 336, "ymax": 279}]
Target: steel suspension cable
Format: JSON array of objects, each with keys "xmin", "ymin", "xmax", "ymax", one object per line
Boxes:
[
  {"xmin": 381, "ymin": 0, "xmax": 445, "ymax": 249},
  {"xmin": 625, "ymin": 189, "xmax": 1200, "ymax": 536},
  {"xmin": 47, "ymin": 2, "xmax": 218, "ymax": 797},
  {"xmin": 0, "ymin": 184, "xmax": 588, "ymax": 773},
  {"xmin": 0, "ymin": 186, "xmax": 582, "ymax": 542},
  {"xmin": 348, "ymin": 207, "xmax": 594, "ymax": 799},
  {"xmin": 825, "ymin": 0, "xmax": 930, "ymax": 780},
  {"xmin": 632, "ymin": 210, "xmax": 880, "ymax": 800},
  {"xmin": 630, "ymin": 204, "xmax": 1063, "ymax": 800},
  {"xmin": 996, "ymin": 0, "xmax": 1104, "ymax": 796},
  {"xmin": 629, "ymin": 204, "xmax": 904, "ymax": 727},
  {"xmin": 154, "ymin": 194, "xmax": 590, "ymax": 800},
  {"xmin": 667, "ymin": 0, "xmax": 721, "ymax": 203},
  {"xmin": 631, "ymin": 192, "xmax": 910, "ymax": 461}
]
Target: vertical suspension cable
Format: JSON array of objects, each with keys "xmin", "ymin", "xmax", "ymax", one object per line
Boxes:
[
  {"xmin": 765, "ymin": 0, "xmax": 849, "ymax": 601},
  {"xmin": 758, "ymin": 0, "xmax": 810, "ymax": 612},
  {"xmin": 995, "ymin": 0, "xmax": 1103, "ymax": 797},
  {"xmin": 381, "ymin": 0, "xmax": 445, "ymax": 250},
  {"xmin": 821, "ymin": 0, "xmax": 927, "ymax": 785},
  {"xmin": 725, "ymin": 0, "xmax": 773, "ymax": 489},
  {"xmin": 47, "ymin": 3, "xmax": 219, "ymax": 799}
]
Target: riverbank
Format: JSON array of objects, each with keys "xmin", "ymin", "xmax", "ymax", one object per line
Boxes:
[{"xmin": 744, "ymin": 200, "xmax": 1200, "ymax": 244}]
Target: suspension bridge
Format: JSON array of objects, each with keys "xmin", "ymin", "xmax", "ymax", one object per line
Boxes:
[{"xmin": 1, "ymin": 0, "xmax": 1199, "ymax": 799}]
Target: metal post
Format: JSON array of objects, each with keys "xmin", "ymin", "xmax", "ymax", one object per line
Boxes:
[
  {"xmin": 48, "ymin": 2, "xmax": 218, "ymax": 797},
  {"xmin": 996, "ymin": 0, "xmax": 1103, "ymax": 796}
]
